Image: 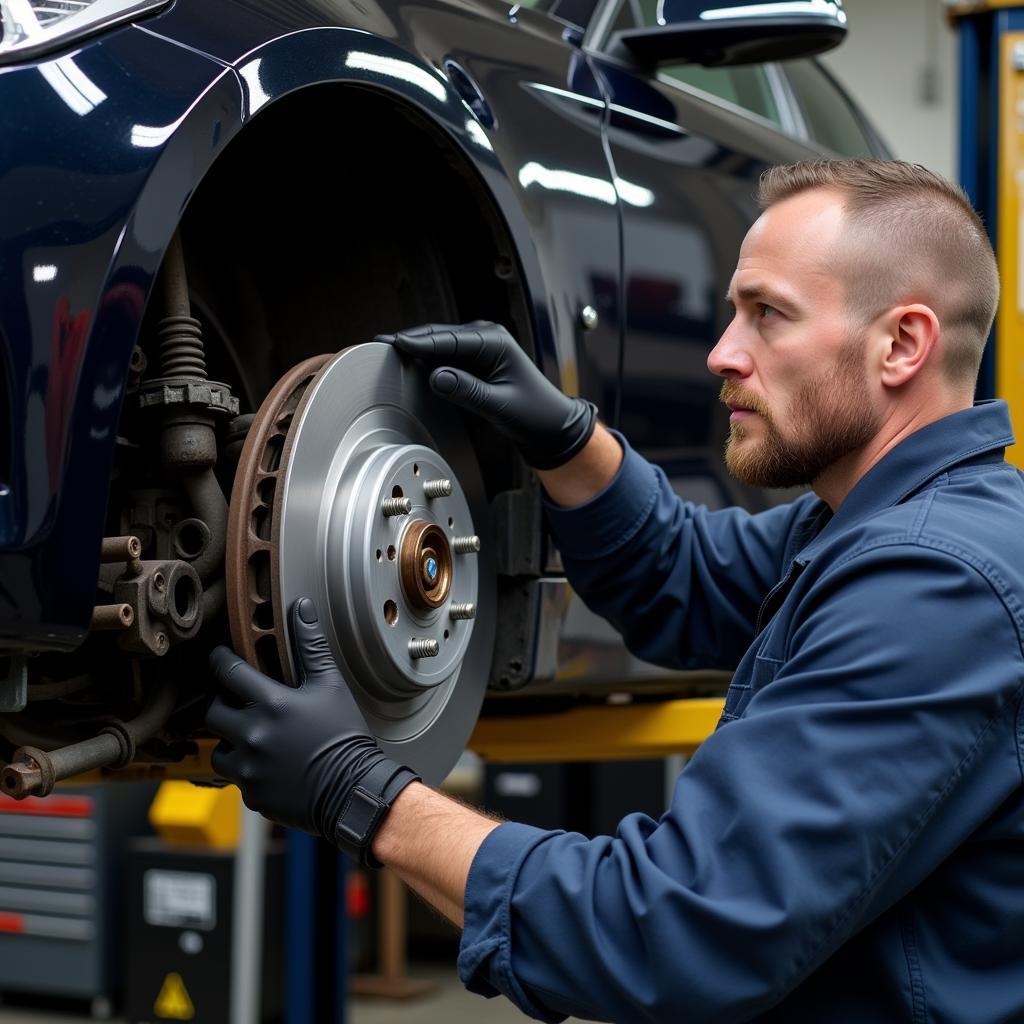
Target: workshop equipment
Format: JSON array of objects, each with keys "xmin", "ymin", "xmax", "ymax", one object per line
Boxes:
[
  {"xmin": 470, "ymin": 698, "xmax": 725, "ymax": 763},
  {"xmin": 149, "ymin": 780, "xmax": 241, "ymax": 851},
  {"xmin": 950, "ymin": 0, "xmax": 1024, "ymax": 464},
  {"xmin": 0, "ymin": 783, "xmax": 154, "ymax": 1017},
  {"xmin": 122, "ymin": 837, "xmax": 284, "ymax": 1024},
  {"xmin": 485, "ymin": 759, "xmax": 667, "ymax": 838}
]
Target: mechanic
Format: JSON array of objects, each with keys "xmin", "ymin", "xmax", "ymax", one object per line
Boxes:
[{"xmin": 206, "ymin": 159, "xmax": 1024, "ymax": 1023}]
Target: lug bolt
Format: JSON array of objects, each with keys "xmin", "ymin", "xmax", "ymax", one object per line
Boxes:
[
  {"xmin": 452, "ymin": 535, "xmax": 480, "ymax": 554},
  {"xmin": 408, "ymin": 638, "xmax": 440, "ymax": 659},
  {"xmin": 449, "ymin": 603, "xmax": 476, "ymax": 621},
  {"xmin": 423, "ymin": 478, "xmax": 453, "ymax": 499},
  {"xmin": 382, "ymin": 497, "xmax": 412, "ymax": 517}
]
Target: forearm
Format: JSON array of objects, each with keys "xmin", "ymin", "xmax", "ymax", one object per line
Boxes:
[
  {"xmin": 370, "ymin": 781, "xmax": 500, "ymax": 927},
  {"xmin": 542, "ymin": 438, "xmax": 807, "ymax": 669},
  {"xmin": 536, "ymin": 422, "xmax": 623, "ymax": 508}
]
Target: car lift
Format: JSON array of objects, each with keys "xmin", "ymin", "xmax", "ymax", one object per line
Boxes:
[{"xmin": 950, "ymin": 0, "xmax": 1024, "ymax": 467}]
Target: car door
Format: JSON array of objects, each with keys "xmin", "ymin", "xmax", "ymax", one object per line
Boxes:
[
  {"xmin": 551, "ymin": 0, "xmax": 827, "ymax": 690},
  {"xmin": 587, "ymin": 0, "xmax": 825, "ymax": 496},
  {"xmin": 435, "ymin": 0, "xmax": 624, "ymax": 416}
]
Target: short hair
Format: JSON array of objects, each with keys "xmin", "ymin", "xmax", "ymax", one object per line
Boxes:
[{"xmin": 756, "ymin": 159, "xmax": 999, "ymax": 389}]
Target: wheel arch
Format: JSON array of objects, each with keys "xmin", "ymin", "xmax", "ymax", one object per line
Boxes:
[
  {"xmin": 42, "ymin": 28, "xmax": 546, "ymax": 646},
  {"xmin": 138, "ymin": 29, "xmax": 548, "ymax": 500}
]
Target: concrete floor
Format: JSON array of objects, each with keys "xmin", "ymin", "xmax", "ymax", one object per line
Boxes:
[{"xmin": 0, "ymin": 962, "xmax": 590, "ymax": 1023}]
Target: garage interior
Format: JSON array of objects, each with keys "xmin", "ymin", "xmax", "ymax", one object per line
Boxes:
[{"xmin": 0, "ymin": 0, "xmax": 1020, "ymax": 1022}]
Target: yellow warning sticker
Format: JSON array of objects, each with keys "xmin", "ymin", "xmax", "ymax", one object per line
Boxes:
[{"xmin": 154, "ymin": 971, "xmax": 195, "ymax": 1020}]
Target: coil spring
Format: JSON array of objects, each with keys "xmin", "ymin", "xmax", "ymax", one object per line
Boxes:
[{"xmin": 158, "ymin": 314, "xmax": 207, "ymax": 378}]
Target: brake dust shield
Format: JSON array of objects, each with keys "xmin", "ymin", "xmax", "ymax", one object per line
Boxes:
[{"xmin": 226, "ymin": 343, "xmax": 495, "ymax": 784}]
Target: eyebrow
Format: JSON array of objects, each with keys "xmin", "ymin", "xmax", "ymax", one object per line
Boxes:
[{"xmin": 725, "ymin": 282, "xmax": 801, "ymax": 313}]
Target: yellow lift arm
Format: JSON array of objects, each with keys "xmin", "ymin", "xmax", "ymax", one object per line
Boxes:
[
  {"xmin": 63, "ymin": 696, "xmax": 725, "ymax": 787},
  {"xmin": 468, "ymin": 698, "xmax": 724, "ymax": 763}
]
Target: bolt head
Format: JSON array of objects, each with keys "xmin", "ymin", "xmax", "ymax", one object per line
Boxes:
[{"xmin": 423, "ymin": 556, "xmax": 438, "ymax": 584}]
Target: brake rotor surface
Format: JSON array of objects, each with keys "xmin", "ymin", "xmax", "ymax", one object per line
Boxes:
[{"xmin": 226, "ymin": 343, "xmax": 495, "ymax": 784}]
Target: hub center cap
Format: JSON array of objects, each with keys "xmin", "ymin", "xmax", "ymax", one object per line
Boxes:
[{"xmin": 402, "ymin": 523, "xmax": 451, "ymax": 609}]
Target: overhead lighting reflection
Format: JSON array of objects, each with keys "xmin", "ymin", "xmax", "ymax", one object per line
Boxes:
[
  {"xmin": 33, "ymin": 265, "xmax": 57, "ymax": 283},
  {"xmin": 525, "ymin": 82, "xmax": 605, "ymax": 111},
  {"xmin": 239, "ymin": 59, "xmax": 272, "ymax": 114},
  {"xmin": 130, "ymin": 113, "xmax": 185, "ymax": 148},
  {"xmin": 465, "ymin": 118, "xmax": 493, "ymax": 151},
  {"xmin": 609, "ymin": 103, "xmax": 685, "ymax": 135},
  {"xmin": 614, "ymin": 177, "xmax": 656, "ymax": 208},
  {"xmin": 38, "ymin": 56, "xmax": 107, "ymax": 116},
  {"xmin": 518, "ymin": 162, "xmax": 654, "ymax": 208},
  {"xmin": 345, "ymin": 51, "xmax": 446, "ymax": 103},
  {"xmin": 698, "ymin": 1, "xmax": 846, "ymax": 23}
]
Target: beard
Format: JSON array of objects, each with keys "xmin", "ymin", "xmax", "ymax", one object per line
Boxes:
[{"xmin": 722, "ymin": 335, "xmax": 881, "ymax": 489}]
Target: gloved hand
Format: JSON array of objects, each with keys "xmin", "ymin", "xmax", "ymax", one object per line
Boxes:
[
  {"xmin": 206, "ymin": 598, "xmax": 419, "ymax": 866},
  {"xmin": 375, "ymin": 321, "xmax": 597, "ymax": 470}
]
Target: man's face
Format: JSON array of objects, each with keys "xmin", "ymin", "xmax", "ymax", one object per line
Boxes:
[{"xmin": 708, "ymin": 188, "xmax": 883, "ymax": 489}]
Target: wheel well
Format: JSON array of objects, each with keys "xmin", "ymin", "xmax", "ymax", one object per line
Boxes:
[{"xmin": 166, "ymin": 82, "xmax": 533, "ymax": 498}]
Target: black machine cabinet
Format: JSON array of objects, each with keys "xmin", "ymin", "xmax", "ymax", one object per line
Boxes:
[{"xmin": 123, "ymin": 839, "xmax": 284, "ymax": 1024}]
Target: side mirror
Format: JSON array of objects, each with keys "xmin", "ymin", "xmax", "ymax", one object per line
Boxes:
[{"xmin": 607, "ymin": 0, "xmax": 848, "ymax": 69}]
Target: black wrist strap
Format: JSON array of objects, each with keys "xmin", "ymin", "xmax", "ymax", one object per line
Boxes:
[
  {"xmin": 523, "ymin": 399, "xmax": 598, "ymax": 470},
  {"xmin": 332, "ymin": 760, "xmax": 420, "ymax": 869}
]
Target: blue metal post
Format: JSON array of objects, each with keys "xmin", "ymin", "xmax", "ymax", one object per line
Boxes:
[
  {"xmin": 957, "ymin": 10, "xmax": 998, "ymax": 400},
  {"xmin": 284, "ymin": 831, "xmax": 317, "ymax": 1024},
  {"xmin": 334, "ymin": 852, "xmax": 348, "ymax": 1024}
]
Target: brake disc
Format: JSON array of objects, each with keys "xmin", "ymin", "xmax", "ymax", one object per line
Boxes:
[{"xmin": 226, "ymin": 343, "xmax": 495, "ymax": 784}]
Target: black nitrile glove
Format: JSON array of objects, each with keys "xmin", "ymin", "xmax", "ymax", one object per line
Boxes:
[
  {"xmin": 206, "ymin": 598, "xmax": 419, "ymax": 867},
  {"xmin": 375, "ymin": 321, "xmax": 598, "ymax": 470}
]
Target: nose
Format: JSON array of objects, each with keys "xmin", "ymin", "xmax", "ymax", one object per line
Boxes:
[{"xmin": 707, "ymin": 319, "xmax": 754, "ymax": 380}]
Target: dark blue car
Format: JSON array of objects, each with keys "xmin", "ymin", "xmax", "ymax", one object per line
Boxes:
[{"xmin": 0, "ymin": 0, "xmax": 886, "ymax": 791}]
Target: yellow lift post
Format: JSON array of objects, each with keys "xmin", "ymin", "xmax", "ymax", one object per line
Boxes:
[{"xmin": 950, "ymin": 1, "xmax": 1024, "ymax": 466}]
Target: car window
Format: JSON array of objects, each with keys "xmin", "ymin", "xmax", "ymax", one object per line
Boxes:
[
  {"xmin": 779, "ymin": 59, "xmax": 874, "ymax": 157},
  {"xmin": 608, "ymin": 0, "xmax": 783, "ymax": 127}
]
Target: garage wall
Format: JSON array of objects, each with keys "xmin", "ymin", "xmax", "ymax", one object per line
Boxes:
[{"xmin": 820, "ymin": 0, "xmax": 958, "ymax": 179}]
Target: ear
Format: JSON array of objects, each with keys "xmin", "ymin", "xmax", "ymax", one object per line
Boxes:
[{"xmin": 878, "ymin": 304, "xmax": 940, "ymax": 389}]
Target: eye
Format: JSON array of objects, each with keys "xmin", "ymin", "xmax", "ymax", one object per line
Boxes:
[{"xmin": 757, "ymin": 303, "xmax": 778, "ymax": 321}]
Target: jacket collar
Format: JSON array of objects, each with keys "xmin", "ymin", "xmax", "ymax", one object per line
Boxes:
[{"xmin": 796, "ymin": 400, "xmax": 1015, "ymax": 561}]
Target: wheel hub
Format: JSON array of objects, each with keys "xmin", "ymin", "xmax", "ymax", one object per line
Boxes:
[
  {"xmin": 226, "ymin": 343, "xmax": 494, "ymax": 783},
  {"xmin": 402, "ymin": 520, "xmax": 451, "ymax": 610}
]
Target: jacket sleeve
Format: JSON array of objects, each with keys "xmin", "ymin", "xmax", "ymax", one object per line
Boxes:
[
  {"xmin": 543, "ymin": 433, "xmax": 820, "ymax": 669},
  {"xmin": 457, "ymin": 544, "xmax": 1024, "ymax": 1023}
]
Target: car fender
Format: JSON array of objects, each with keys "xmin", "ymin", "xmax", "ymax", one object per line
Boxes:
[
  {"xmin": 0, "ymin": 24, "xmax": 564, "ymax": 650},
  {"xmin": 0, "ymin": 26, "xmax": 243, "ymax": 647}
]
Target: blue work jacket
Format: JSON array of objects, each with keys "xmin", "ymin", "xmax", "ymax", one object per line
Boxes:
[{"xmin": 458, "ymin": 400, "xmax": 1024, "ymax": 1023}]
